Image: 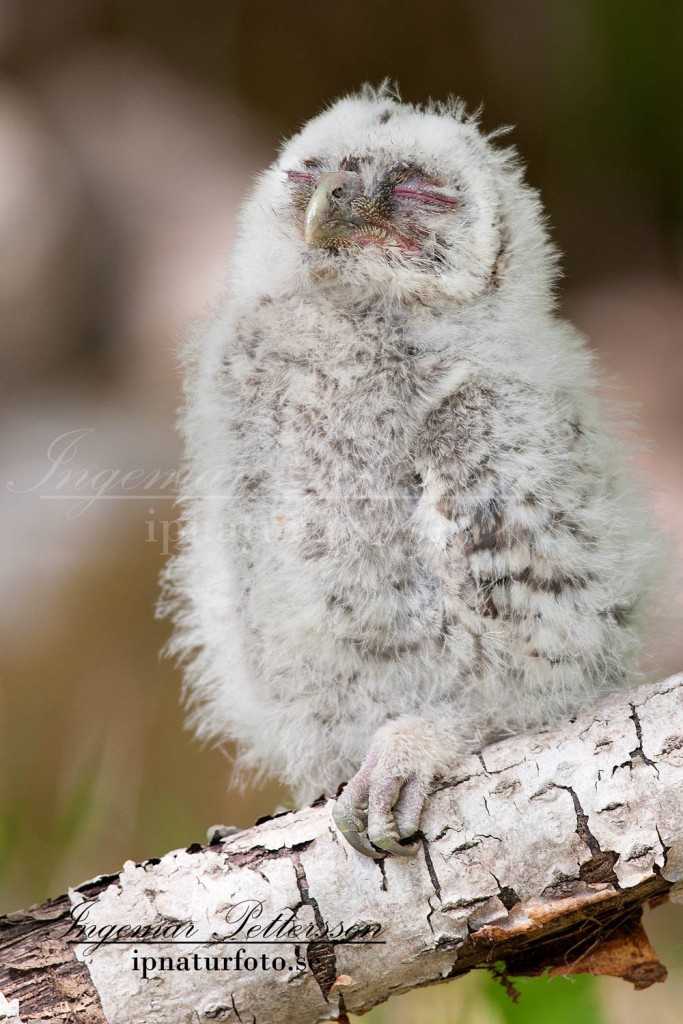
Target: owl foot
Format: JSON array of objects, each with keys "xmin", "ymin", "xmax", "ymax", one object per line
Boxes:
[{"xmin": 332, "ymin": 748, "xmax": 425, "ymax": 858}]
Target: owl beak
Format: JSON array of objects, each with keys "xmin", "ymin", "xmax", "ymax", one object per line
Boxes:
[{"xmin": 304, "ymin": 171, "xmax": 364, "ymax": 245}]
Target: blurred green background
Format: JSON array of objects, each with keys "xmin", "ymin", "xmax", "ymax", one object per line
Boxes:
[{"xmin": 1, "ymin": 2, "xmax": 682, "ymax": 1021}]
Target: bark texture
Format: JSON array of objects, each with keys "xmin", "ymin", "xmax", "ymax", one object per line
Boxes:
[{"xmin": 2, "ymin": 674, "xmax": 683, "ymax": 1024}]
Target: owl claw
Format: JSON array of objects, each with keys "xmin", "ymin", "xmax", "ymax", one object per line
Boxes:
[
  {"xmin": 332, "ymin": 756, "xmax": 383, "ymax": 859},
  {"xmin": 368, "ymin": 831, "xmax": 416, "ymax": 857},
  {"xmin": 334, "ymin": 820, "xmax": 385, "ymax": 860},
  {"xmin": 333, "ymin": 753, "xmax": 424, "ymax": 858}
]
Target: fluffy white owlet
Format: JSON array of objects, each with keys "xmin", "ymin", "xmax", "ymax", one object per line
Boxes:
[{"xmin": 163, "ymin": 86, "xmax": 659, "ymax": 858}]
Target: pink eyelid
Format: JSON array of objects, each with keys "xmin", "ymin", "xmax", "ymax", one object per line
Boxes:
[
  {"xmin": 285, "ymin": 169, "xmax": 458, "ymax": 206},
  {"xmin": 392, "ymin": 184, "xmax": 459, "ymax": 206},
  {"xmin": 286, "ymin": 170, "xmax": 316, "ymax": 183}
]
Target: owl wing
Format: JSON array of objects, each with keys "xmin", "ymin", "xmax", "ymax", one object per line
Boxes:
[{"xmin": 412, "ymin": 376, "xmax": 642, "ymax": 726}]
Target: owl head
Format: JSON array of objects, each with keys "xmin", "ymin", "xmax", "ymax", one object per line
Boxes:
[{"xmin": 232, "ymin": 85, "xmax": 557, "ymax": 311}]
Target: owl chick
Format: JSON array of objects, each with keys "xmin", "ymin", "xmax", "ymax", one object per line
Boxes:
[{"xmin": 163, "ymin": 86, "xmax": 659, "ymax": 859}]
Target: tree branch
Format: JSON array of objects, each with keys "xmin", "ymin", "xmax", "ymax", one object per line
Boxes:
[{"xmin": 2, "ymin": 674, "xmax": 683, "ymax": 1024}]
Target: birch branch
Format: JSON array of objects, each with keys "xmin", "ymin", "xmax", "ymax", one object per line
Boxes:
[{"xmin": 2, "ymin": 674, "xmax": 683, "ymax": 1024}]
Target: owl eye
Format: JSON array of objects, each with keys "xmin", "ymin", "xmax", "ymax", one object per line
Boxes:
[
  {"xmin": 286, "ymin": 170, "xmax": 316, "ymax": 184},
  {"xmin": 392, "ymin": 178, "xmax": 459, "ymax": 208}
]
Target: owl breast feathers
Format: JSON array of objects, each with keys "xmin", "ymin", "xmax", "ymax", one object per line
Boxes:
[{"xmin": 163, "ymin": 85, "xmax": 661, "ymax": 858}]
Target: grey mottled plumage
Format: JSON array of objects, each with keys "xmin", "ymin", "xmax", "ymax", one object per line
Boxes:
[{"xmin": 163, "ymin": 86, "xmax": 660, "ymax": 858}]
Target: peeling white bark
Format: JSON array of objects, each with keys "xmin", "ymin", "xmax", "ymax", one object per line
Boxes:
[
  {"xmin": 0, "ymin": 992, "xmax": 23, "ymax": 1022},
  {"xmin": 3, "ymin": 675, "xmax": 683, "ymax": 1024}
]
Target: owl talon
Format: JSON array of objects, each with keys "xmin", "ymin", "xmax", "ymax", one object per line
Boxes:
[
  {"xmin": 332, "ymin": 800, "xmax": 383, "ymax": 858},
  {"xmin": 333, "ymin": 754, "xmax": 425, "ymax": 858},
  {"xmin": 369, "ymin": 831, "xmax": 417, "ymax": 857}
]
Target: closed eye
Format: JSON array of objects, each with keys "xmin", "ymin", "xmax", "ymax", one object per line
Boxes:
[
  {"xmin": 286, "ymin": 170, "xmax": 316, "ymax": 183},
  {"xmin": 392, "ymin": 180, "xmax": 459, "ymax": 207}
]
